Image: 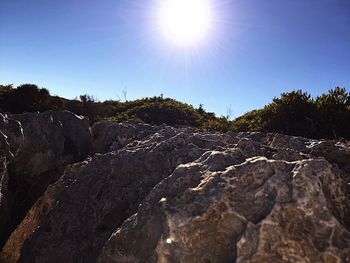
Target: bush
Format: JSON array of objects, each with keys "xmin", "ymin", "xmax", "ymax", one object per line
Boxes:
[
  {"xmin": 232, "ymin": 88, "xmax": 350, "ymax": 139},
  {"xmin": 315, "ymin": 87, "xmax": 350, "ymax": 138},
  {"xmin": 0, "ymin": 84, "xmax": 51, "ymax": 113}
]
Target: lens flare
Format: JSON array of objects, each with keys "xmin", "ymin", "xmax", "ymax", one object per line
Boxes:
[{"xmin": 157, "ymin": 0, "xmax": 213, "ymax": 47}]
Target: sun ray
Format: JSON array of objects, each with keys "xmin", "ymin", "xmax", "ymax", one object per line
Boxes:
[{"xmin": 157, "ymin": 0, "xmax": 213, "ymax": 47}]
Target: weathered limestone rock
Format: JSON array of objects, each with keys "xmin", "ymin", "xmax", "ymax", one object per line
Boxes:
[
  {"xmin": 97, "ymin": 148, "xmax": 350, "ymax": 262},
  {"xmin": 91, "ymin": 121, "xmax": 157, "ymax": 153},
  {"xmin": 1, "ymin": 117, "xmax": 349, "ymax": 263},
  {"xmin": 0, "ymin": 114, "xmax": 23, "ymax": 159},
  {"xmin": 309, "ymin": 140, "xmax": 350, "ymax": 173},
  {"xmin": 91, "ymin": 120, "xmax": 238, "ymax": 154},
  {"xmin": 10, "ymin": 110, "xmax": 90, "ymax": 181},
  {"xmin": 0, "ymin": 114, "xmax": 23, "ymax": 248},
  {"xmin": 2, "ymin": 132, "xmax": 207, "ymax": 263},
  {"xmin": 3, "ymin": 111, "xmax": 91, "ymax": 248},
  {"xmin": 0, "ymin": 153, "xmax": 11, "ymax": 249},
  {"xmin": 236, "ymin": 159, "xmax": 350, "ymax": 263},
  {"xmin": 0, "ymin": 160, "xmax": 89, "ymax": 263},
  {"xmin": 269, "ymin": 133, "xmax": 314, "ymax": 153}
]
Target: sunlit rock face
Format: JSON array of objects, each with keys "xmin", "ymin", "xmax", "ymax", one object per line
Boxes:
[
  {"xmin": 3, "ymin": 128, "xmax": 209, "ymax": 263},
  {"xmin": 98, "ymin": 136, "xmax": 350, "ymax": 263},
  {"xmin": 0, "ymin": 115, "xmax": 349, "ymax": 263}
]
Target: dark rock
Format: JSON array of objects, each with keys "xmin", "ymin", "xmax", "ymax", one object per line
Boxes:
[
  {"xmin": 0, "ymin": 114, "xmax": 23, "ymax": 248},
  {"xmin": 2, "ymin": 111, "xmax": 91, "ymax": 249},
  {"xmin": 0, "ymin": 114, "xmax": 23, "ymax": 159}
]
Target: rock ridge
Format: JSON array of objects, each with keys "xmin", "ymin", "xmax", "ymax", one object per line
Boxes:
[{"xmin": 0, "ymin": 111, "xmax": 348, "ymax": 263}]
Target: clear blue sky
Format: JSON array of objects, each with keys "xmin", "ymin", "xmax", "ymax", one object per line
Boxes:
[{"xmin": 1, "ymin": 0, "xmax": 350, "ymax": 117}]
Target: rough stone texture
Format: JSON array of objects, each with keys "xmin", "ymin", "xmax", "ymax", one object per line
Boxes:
[
  {"xmin": 2, "ymin": 130, "xmax": 222, "ymax": 263},
  {"xmin": 10, "ymin": 110, "xmax": 90, "ymax": 182},
  {"xmin": 96, "ymin": 134, "xmax": 350, "ymax": 263},
  {"xmin": 0, "ymin": 114, "xmax": 23, "ymax": 248},
  {"xmin": 0, "ymin": 159, "xmax": 9, "ymax": 238},
  {"xmin": 1, "ymin": 118, "xmax": 349, "ymax": 263},
  {"xmin": 91, "ymin": 120, "xmax": 238, "ymax": 155},
  {"xmin": 91, "ymin": 121, "xmax": 157, "ymax": 153},
  {"xmin": 309, "ymin": 140, "xmax": 350, "ymax": 173},
  {"xmin": 0, "ymin": 114, "xmax": 23, "ymax": 159},
  {"xmin": 1, "ymin": 111, "xmax": 91, "ymax": 249},
  {"xmin": 97, "ymin": 155, "xmax": 349, "ymax": 262}
]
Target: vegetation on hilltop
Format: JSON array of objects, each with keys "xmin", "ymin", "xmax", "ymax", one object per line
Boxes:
[
  {"xmin": 0, "ymin": 84, "xmax": 228, "ymax": 130},
  {"xmin": 232, "ymin": 88, "xmax": 350, "ymax": 139},
  {"xmin": 1, "ymin": 83, "xmax": 349, "ymax": 139}
]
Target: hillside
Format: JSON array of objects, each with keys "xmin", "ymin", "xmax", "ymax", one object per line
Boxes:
[{"xmin": 1, "ymin": 84, "xmax": 350, "ymax": 139}]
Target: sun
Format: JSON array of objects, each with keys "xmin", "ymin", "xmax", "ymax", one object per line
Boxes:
[{"xmin": 157, "ymin": 0, "xmax": 213, "ymax": 47}]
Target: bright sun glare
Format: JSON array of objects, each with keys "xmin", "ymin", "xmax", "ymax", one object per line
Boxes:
[{"xmin": 157, "ymin": 0, "xmax": 213, "ymax": 47}]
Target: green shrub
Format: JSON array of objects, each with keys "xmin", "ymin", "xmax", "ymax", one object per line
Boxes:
[{"xmin": 232, "ymin": 88, "xmax": 350, "ymax": 139}]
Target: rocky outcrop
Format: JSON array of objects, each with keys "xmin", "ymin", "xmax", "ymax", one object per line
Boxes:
[
  {"xmin": 10, "ymin": 110, "xmax": 90, "ymax": 182},
  {"xmin": 0, "ymin": 159, "xmax": 9, "ymax": 242},
  {"xmin": 91, "ymin": 121, "xmax": 238, "ymax": 155},
  {"xmin": 0, "ymin": 114, "xmax": 23, "ymax": 247},
  {"xmin": 91, "ymin": 121, "xmax": 157, "ymax": 153},
  {"xmin": 1, "ymin": 116, "xmax": 349, "ymax": 263},
  {"xmin": 0, "ymin": 114, "xmax": 23, "ymax": 159},
  {"xmin": 0, "ymin": 111, "xmax": 91, "ymax": 250},
  {"xmin": 2, "ymin": 131, "xmax": 206, "ymax": 263},
  {"xmin": 96, "ymin": 134, "xmax": 350, "ymax": 263}
]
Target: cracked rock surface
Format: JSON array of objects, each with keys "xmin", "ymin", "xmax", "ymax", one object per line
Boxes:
[
  {"xmin": 98, "ymin": 141, "xmax": 350, "ymax": 263},
  {"xmin": 0, "ymin": 113, "xmax": 23, "ymax": 248},
  {"xmin": 0, "ymin": 111, "xmax": 90, "ymax": 250},
  {"xmin": 0, "ymin": 114, "xmax": 349, "ymax": 263}
]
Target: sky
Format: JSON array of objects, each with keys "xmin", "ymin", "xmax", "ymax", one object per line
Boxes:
[{"xmin": 1, "ymin": 0, "xmax": 350, "ymax": 118}]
